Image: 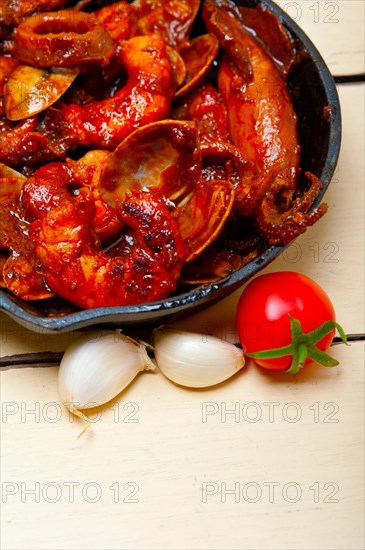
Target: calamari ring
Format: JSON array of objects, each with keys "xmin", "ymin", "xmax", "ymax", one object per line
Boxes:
[{"xmin": 14, "ymin": 10, "xmax": 115, "ymax": 68}]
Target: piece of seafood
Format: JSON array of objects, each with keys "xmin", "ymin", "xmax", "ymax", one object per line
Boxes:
[
  {"xmin": 62, "ymin": 35, "xmax": 175, "ymax": 149},
  {"xmin": 0, "ymin": 164, "xmax": 52, "ymax": 299},
  {"xmin": 22, "ymin": 163, "xmax": 187, "ymax": 308},
  {"xmin": 203, "ymin": 0, "xmax": 327, "ymax": 244}
]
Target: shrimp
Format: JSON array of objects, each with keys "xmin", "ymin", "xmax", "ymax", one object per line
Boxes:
[
  {"xmin": 22, "ymin": 163, "xmax": 187, "ymax": 308},
  {"xmin": 62, "ymin": 34, "xmax": 175, "ymax": 149}
]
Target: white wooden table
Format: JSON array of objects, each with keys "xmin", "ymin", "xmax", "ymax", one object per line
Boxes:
[{"xmin": 1, "ymin": 2, "xmax": 364, "ymax": 549}]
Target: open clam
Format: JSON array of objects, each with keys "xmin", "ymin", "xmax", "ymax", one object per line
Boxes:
[
  {"xmin": 175, "ymin": 34, "xmax": 219, "ymax": 99},
  {"xmin": 4, "ymin": 65, "xmax": 79, "ymax": 120},
  {"xmin": 175, "ymin": 179, "xmax": 235, "ymax": 262},
  {"xmin": 99, "ymin": 120, "xmax": 202, "ymax": 205}
]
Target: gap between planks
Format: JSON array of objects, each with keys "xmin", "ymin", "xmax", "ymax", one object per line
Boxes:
[{"xmin": 1, "ymin": 335, "xmax": 364, "ymax": 371}]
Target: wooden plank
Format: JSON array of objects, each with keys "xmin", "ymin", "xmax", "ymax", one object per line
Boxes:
[
  {"xmin": 1, "ymin": 340, "xmax": 363, "ymax": 550},
  {"xmin": 275, "ymin": 0, "xmax": 365, "ymax": 76}
]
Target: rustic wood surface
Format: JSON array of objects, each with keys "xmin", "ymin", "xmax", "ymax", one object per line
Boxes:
[{"xmin": 1, "ymin": 2, "xmax": 364, "ymax": 549}]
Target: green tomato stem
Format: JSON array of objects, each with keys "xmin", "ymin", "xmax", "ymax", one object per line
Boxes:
[{"xmin": 245, "ymin": 316, "xmax": 348, "ymax": 373}]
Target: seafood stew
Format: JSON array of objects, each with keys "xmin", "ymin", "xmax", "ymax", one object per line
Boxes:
[{"xmin": 0, "ymin": 0, "xmax": 341, "ymax": 331}]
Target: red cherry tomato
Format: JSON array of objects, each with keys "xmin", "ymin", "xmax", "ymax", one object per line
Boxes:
[{"xmin": 236, "ymin": 272, "xmax": 337, "ymax": 371}]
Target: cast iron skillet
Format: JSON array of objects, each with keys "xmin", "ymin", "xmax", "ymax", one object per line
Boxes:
[{"xmin": 0, "ymin": 0, "xmax": 341, "ymax": 333}]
